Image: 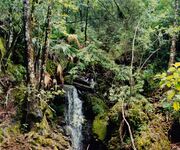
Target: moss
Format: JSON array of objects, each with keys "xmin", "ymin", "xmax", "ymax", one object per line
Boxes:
[
  {"xmin": 0, "ymin": 37, "xmax": 5, "ymax": 60},
  {"xmin": 0, "ymin": 129, "xmax": 3, "ymax": 142},
  {"xmin": 135, "ymin": 114, "xmax": 170, "ymax": 150},
  {"xmin": 108, "ymin": 101, "xmax": 122, "ymax": 124},
  {"xmin": 92, "ymin": 114, "xmax": 108, "ymax": 141}
]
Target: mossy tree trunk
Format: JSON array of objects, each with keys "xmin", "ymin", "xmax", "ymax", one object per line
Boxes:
[
  {"xmin": 84, "ymin": 0, "xmax": 89, "ymax": 45},
  {"xmin": 23, "ymin": 0, "xmax": 39, "ymax": 129},
  {"xmin": 23, "ymin": 0, "xmax": 35, "ymax": 86}
]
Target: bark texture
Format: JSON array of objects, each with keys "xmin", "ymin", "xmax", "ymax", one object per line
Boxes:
[
  {"xmin": 168, "ymin": 0, "xmax": 179, "ymax": 67},
  {"xmin": 23, "ymin": 0, "xmax": 35, "ymax": 86}
]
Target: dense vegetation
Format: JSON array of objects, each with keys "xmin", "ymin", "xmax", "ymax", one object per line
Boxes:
[{"xmin": 0, "ymin": 0, "xmax": 179, "ymax": 149}]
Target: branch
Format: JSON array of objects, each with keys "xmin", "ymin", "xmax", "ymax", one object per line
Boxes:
[
  {"xmin": 130, "ymin": 21, "xmax": 140, "ymax": 95},
  {"xmin": 122, "ymin": 100, "xmax": 137, "ymax": 150},
  {"xmin": 138, "ymin": 48, "xmax": 160, "ymax": 72}
]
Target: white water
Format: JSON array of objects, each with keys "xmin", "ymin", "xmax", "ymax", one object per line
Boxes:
[{"xmin": 64, "ymin": 85, "xmax": 84, "ymax": 150}]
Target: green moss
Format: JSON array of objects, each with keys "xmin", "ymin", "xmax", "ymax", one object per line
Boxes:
[
  {"xmin": 0, "ymin": 129, "xmax": 3, "ymax": 142},
  {"xmin": 0, "ymin": 37, "xmax": 5, "ymax": 60},
  {"xmin": 135, "ymin": 115, "xmax": 170, "ymax": 150},
  {"xmin": 92, "ymin": 114, "xmax": 108, "ymax": 141},
  {"xmin": 108, "ymin": 101, "xmax": 122, "ymax": 124}
]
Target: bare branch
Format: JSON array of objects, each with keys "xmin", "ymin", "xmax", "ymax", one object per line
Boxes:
[{"xmin": 122, "ymin": 100, "xmax": 137, "ymax": 150}]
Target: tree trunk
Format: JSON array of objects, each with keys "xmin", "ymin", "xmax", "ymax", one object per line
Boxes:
[
  {"xmin": 39, "ymin": 2, "xmax": 52, "ymax": 89},
  {"xmin": 84, "ymin": 0, "xmax": 89, "ymax": 44},
  {"xmin": 23, "ymin": 0, "xmax": 35, "ymax": 86},
  {"xmin": 168, "ymin": 0, "xmax": 178, "ymax": 67}
]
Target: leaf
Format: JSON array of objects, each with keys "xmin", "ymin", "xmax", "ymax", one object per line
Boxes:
[
  {"xmin": 166, "ymin": 75, "xmax": 173, "ymax": 80},
  {"xmin": 161, "ymin": 72, "xmax": 167, "ymax": 78},
  {"xmin": 167, "ymin": 90, "xmax": 175, "ymax": 101},
  {"xmin": 173, "ymin": 72, "xmax": 179, "ymax": 79},
  {"xmin": 173, "ymin": 101, "xmax": 180, "ymax": 111},
  {"xmin": 174, "ymin": 62, "xmax": 180, "ymax": 68},
  {"xmin": 175, "ymin": 84, "xmax": 180, "ymax": 91},
  {"xmin": 168, "ymin": 67, "xmax": 176, "ymax": 72},
  {"xmin": 166, "ymin": 81, "xmax": 172, "ymax": 87}
]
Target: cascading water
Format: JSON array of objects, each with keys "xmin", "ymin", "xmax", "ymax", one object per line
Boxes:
[{"xmin": 64, "ymin": 85, "xmax": 84, "ymax": 150}]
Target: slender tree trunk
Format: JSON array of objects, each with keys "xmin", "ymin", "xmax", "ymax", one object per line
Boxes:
[
  {"xmin": 80, "ymin": 0, "xmax": 84, "ymax": 32},
  {"xmin": 40, "ymin": 2, "xmax": 52, "ymax": 89},
  {"xmin": 130, "ymin": 21, "xmax": 140, "ymax": 96},
  {"xmin": 84, "ymin": 0, "xmax": 89, "ymax": 44},
  {"xmin": 168, "ymin": 0, "xmax": 178, "ymax": 67},
  {"xmin": 23, "ymin": 0, "xmax": 35, "ymax": 86},
  {"xmin": 23, "ymin": 0, "xmax": 40, "ymax": 130}
]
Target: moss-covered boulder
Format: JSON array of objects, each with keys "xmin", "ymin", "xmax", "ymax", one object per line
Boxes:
[
  {"xmin": 92, "ymin": 114, "xmax": 109, "ymax": 141},
  {"xmin": 135, "ymin": 114, "xmax": 170, "ymax": 150}
]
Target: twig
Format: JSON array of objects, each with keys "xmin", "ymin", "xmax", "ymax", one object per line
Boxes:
[
  {"xmin": 138, "ymin": 48, "xmax": 160, "ymax": 72},
  {"xmin": 86, "ymin": 144, "xmax": 90, "ymax": 150},
  {"xmin": 121, "ymin": 100, "xmax": 137, "ymax": 150}
]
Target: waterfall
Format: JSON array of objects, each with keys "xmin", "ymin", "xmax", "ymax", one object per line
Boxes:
[{"xmin": 64, "ymin": 85, "xmax": 84, "ymax": 150}]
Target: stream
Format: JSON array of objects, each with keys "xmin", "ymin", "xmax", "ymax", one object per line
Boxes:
[{"xmin": 64, "ymin": 85, "xmax": 84, "ymax": 150}]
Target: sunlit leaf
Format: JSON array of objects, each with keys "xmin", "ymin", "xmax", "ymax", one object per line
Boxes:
[
  {"xmin": 175, "ymin": 84, "xmax": 180, "ymax": 91},
  {"xmin": 167, "ymin": 90, "xmax": 175, "ymax": 101},
  {"xmin": 174, "ymin": 62, "xmax": 180, "ymax": 68},
  {"xmin": 173, "ymin": 101, "xmax": 180, "ymax": 111},
  {"xmin": 168, "ymin": 67, "xmax": 176, "ymax": 72},
  {"xmin": 173, "ymin": 72, "xmax": 179, "ymax": 79}
]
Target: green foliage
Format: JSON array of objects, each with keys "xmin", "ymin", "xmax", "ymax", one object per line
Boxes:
[
  {"xmin": 91, "ymin": 96, "xmax": 108, "ymax": 116},
  {"xmin": 128, "ymin": 95, "xmax": 154, "ymax": 129},
  {"xmin": 7, "ymin": 64, "xmax": 26, "ymax": 83},
  {"xmin": 46, "ymin": 60, "xmax": 57, "ymax": 76},
  {"xmin": 156, "ymin": 62, "xmax": 180, "ymax": 113},
  {"xmin": 69, "ymin": 43, "xmax": 130, "ymax": 81}
]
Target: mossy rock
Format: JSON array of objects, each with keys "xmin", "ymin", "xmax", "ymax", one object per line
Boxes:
[
  {"xmin": 108, "ymin": 101, "xmax": 123, "ymax": 125},
  {"xmin": 135, "ymin": 114, "xmax": 170, "ymax": 150},
  {"xmin": 92, "ymin": 114, "xmax": 108, "ymax": 141}
]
